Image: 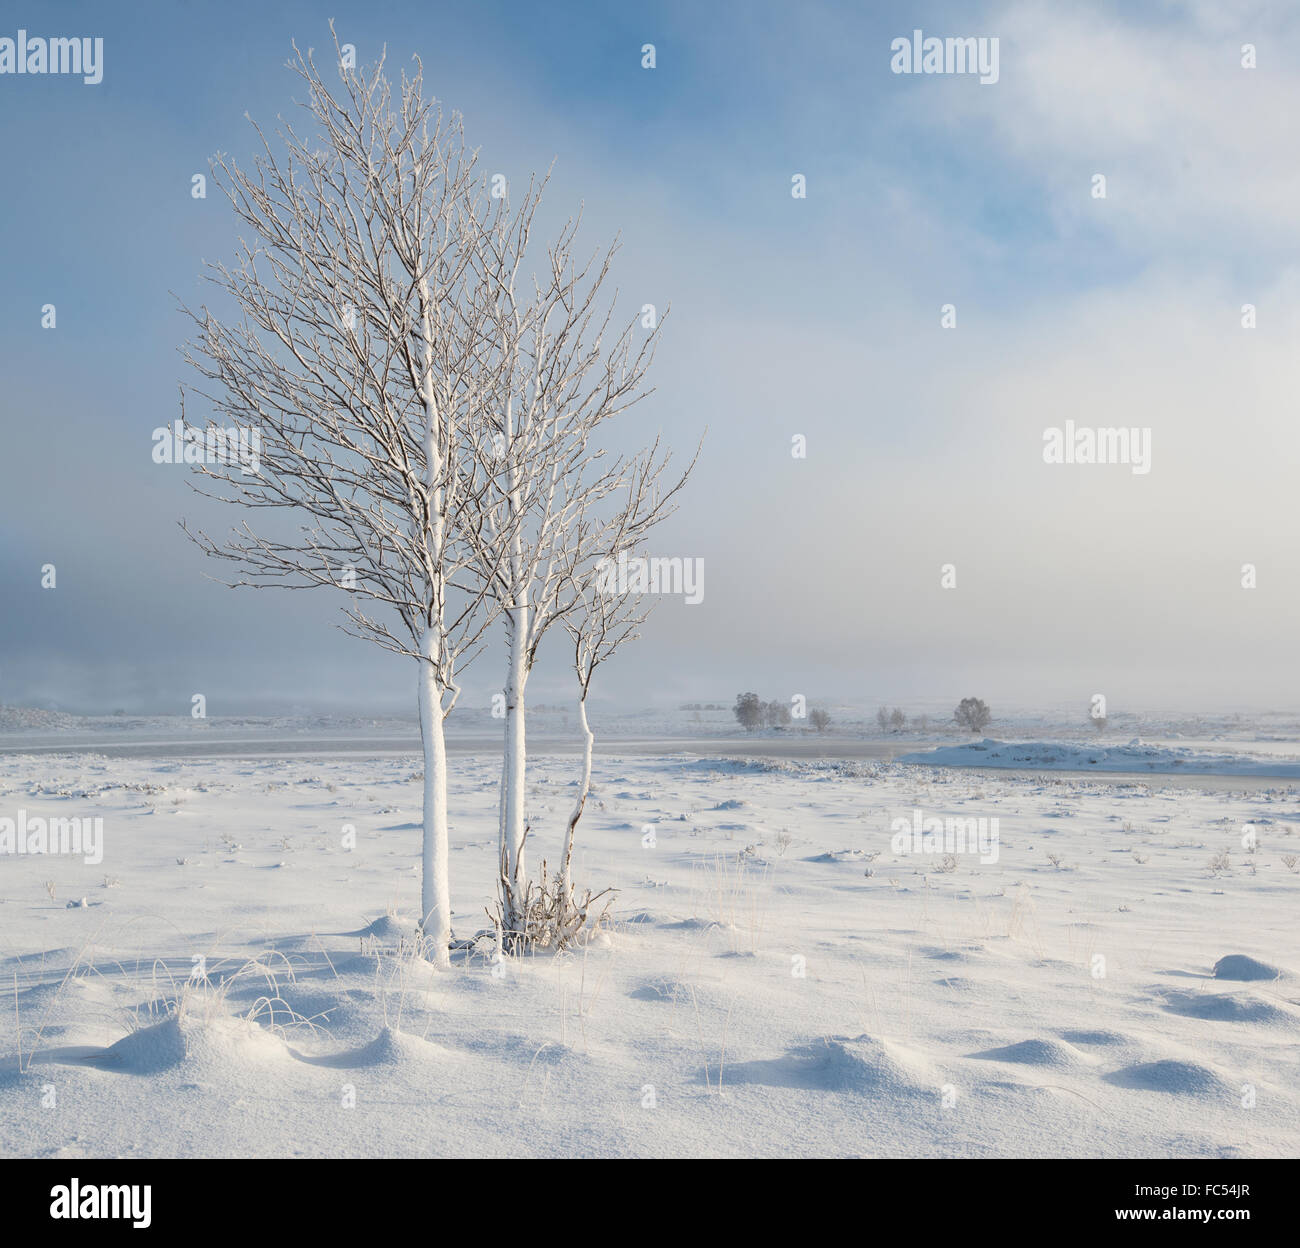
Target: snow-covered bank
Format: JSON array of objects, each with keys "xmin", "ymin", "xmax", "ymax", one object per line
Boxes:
[
  {"xmin": 1, "ymin": 751, "xmax": 1297, "ymax": 1158},
  {"xmin": 901, "ymin": 739, "xmax": 1300, "ymax": 778}
]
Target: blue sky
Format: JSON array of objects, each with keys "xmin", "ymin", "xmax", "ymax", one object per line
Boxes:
[{"xmin": 3, "ymin": 0, "xmax": 1299, "ymax": 717}]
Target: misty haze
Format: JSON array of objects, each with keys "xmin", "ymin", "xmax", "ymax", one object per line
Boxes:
[{"xmin": 0, "ymin": 0, "xmax": 1296, "ymax": 1197}]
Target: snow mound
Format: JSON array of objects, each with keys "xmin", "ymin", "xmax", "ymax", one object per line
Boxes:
[
  {"xmin": 725, "ymin": 1033, "xmax": 939, "ymax": 1096},
  {"xmin": 816, "ymin": 1034, "xmax": 940, "ymax": 1095},
  {"xmin": 628, "ymin": 977, "xmax": 690, "ymax": 1003},
  {"xmin": 806, "ymin": 848, "xmax": 870, "ymax": 864},
  {"xmin": 924, "ymin": 944, "xmax": 985, "ymax": 963},
  {"xmin": 1059, "ymin": 1029, "xmax": 1129, "ymax": 1047},
  {"xmin": 353, "ymin": 1026, "xmax": 448, "ymax": 1067},
  {"xmin": 901, "ymin": 739, "xmax": 1300, "ymax": 777},
  {"xmin": 1104, "ymin": 1059, "xmax": 1235, "ymax": 1097},
  {"xmin": 1212, "ymin": 955, "xmax": 1281, "ymax": 983},
  {"xmin": 353, "ymin": 914, "xmax": 416, "ymax": 942},
  {"xmin": 970, "ymin": 1038, "xmax": 1093, "ymax": 1069},
  {"xmin": 1164, "ymin": 991, "xmax": 1295, "ymax": 1025},
  {"xmin": 619, "ymin": 909, "xmax": 664, "ymax": 927},
  {"xmin": 100, "ymin": 1012, "xmax": 287, "ymax": 1075},
  {"xmin": 350, "ymin": 914, "xmax": 435, "ymax": 956},
  {"xmin": 294, "ymin": 1025, "xmax": 453, "ymax": 1070}
]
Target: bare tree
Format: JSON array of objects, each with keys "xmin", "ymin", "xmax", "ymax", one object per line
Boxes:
[
  {"xmin": 761, "ymin": 699, "xmax": 791, "ymax": 729},
  {"xmin": 495, "ymin": 441, "xmax": 690, "ymax": 939},
  {"xmin": 179, "ymin": 32, "xmax": 515, "ymax": 965},
  {"xmin": 808, "ymin": 707, "xmax": 831, "ymax": 732},
  {"xmin": 734, "ymin": 692, "xmax": 762, "ymax": 731},
  {"xmin": 556, "ymin": 573, "xmax": 641, "ymax": 930},
  {"xmin": 478, "ymin": 449, "xmax": 686, "ymax": 949},
  {"xmin": 455, "ymin": 187, "xmax": 694, "ymax": 934},
  {"xmin": 954, "ymin": 697, "xmax": 992, "ymax": 734}
]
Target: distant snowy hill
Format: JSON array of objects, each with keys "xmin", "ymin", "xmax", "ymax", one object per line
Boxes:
[{"xmin": 902, "ymin": 738, "xmax": 1300, "ymax": 777}]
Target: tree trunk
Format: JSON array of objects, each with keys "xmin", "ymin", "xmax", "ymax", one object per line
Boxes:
[
  {"xmin": 501, "ymin": 605, "xmax": 529, "ymax": 932},
  {"xmin": 418, "ymin": 630, "xmax": 451, "ymax": 969},
  {"xmin": 496, "ymin": 742, "xmax": 508, "ymax": 899},
  {"xmin": 561, "ymin": 695, "xmax": 594, "ymax": 906},
  {"xmin": 413, "ymin": 277, "xmax": 451, "ymax": 968}
]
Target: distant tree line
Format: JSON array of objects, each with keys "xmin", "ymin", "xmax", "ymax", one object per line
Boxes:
[
  {"xmin": 732, "ymin": 693, "xmax": 831, "ymax": 733},
  {"xmin": 731, "ymin": 695, "xmax": 991, "ymax": 736},
  {"xmin": 878, "ymin": 699, "xmax": 992, "ymax": 735},
  {"xmin": 876, "ymin": 706, "xmax": 907, "ymax": 732}
]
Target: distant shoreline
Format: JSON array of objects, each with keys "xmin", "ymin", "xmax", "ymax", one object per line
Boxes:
[{"xmin": 2, "ymin": 734, "xmax": 1298, "ymax": 792}]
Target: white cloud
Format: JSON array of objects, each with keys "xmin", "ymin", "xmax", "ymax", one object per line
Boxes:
[{"xmin": 948, "ymin": 2, "xmax": 1300, "ymax": 254}]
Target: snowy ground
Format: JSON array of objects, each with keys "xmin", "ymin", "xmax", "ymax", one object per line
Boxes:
[
  {"xmin": 902, "ymin": 738, "xmax": 1300, "ymax": 777},
  {"xmin": 1, "ymin": 749, "xmax": 1298, "ymax": 1158}
]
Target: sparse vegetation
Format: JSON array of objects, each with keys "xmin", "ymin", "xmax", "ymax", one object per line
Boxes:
[{"xmin": 876, "ymin": 706, "xmax": 907, "ymax": 732}]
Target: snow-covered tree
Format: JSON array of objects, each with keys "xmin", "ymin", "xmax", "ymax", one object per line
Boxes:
[
  {"xmin": 180, "ymin": 32, "xmax": 519, "ymax": 966},
  {"xmin": 734, "ymin": 693, "xmax": 762, "ymax": 731},
  {"xmin": 457, "ymin": 184, "xmax": 691, "ymax": 936},
  {"xmin": 486, "ymin": 446, "xmax": 688, "ymax": 949},
  {"xmin": 954, "ymin": 697, "xmax": 992, "ymax": 734}
]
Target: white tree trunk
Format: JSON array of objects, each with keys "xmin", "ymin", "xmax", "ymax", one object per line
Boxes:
[
  {"xmin": 502, "ymin": 605, "xmax": 529, "ymax": 928},
  {"xmin": 414, "ymin": 276, "xmax": 453, "ymax": 968},
  {"xmin": 496, "ymin": 745, "xmax": 508, "ymax": 883},
  {"xmin": 418, "ymin": 629, "xmax": 451, "ymax": 968},
  {"xmin": 561, "ymin": 695, "xmax": 594, "ymax": 905}
]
